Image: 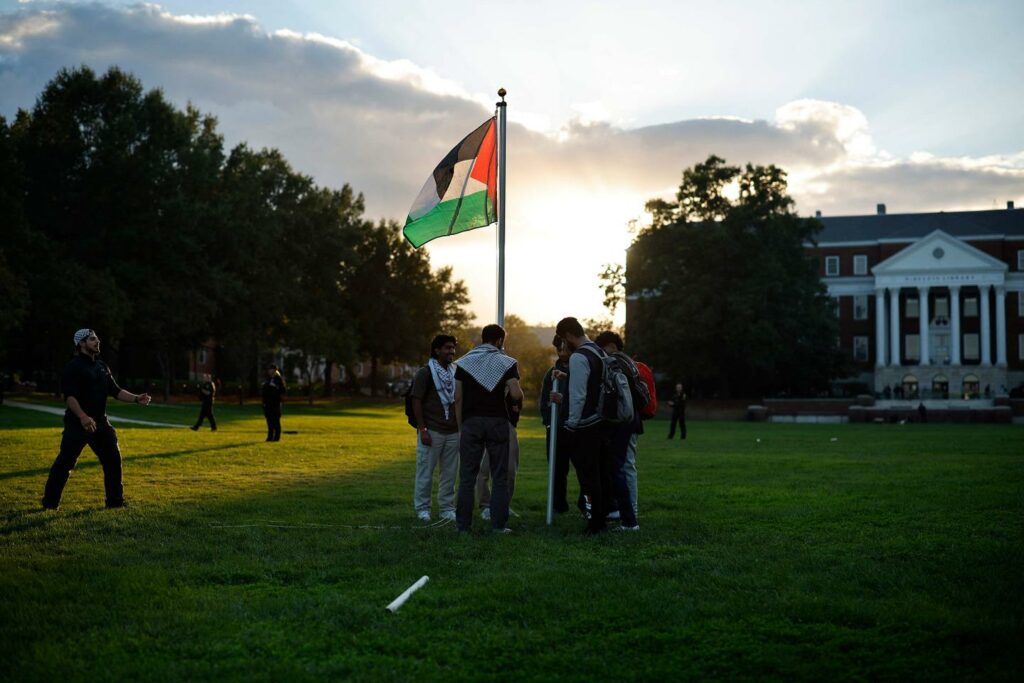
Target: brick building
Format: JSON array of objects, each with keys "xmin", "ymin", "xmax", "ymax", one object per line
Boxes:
[{"xmin": 811, "ymin": 203, "xmax": 1024, "ymax": 398}]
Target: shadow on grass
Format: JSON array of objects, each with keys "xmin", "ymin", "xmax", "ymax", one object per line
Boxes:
[{"xmin": 0, "ymin": 442, "xmax": 253, "ymax": 481}]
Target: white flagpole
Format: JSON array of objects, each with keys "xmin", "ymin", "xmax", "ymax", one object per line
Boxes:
[
  {"xmin": 496, "ymin": 88, "xmax": 507, "ymax": 327},
  {"xmin": 546, "ymin": 377, "xmax": 559, "ymax": 526}
]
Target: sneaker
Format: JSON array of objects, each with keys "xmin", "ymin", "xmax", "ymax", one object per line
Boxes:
[
  {"xmin": 417, "ymin": 511, "xmax": 431, "ymax": 522},
  {"xmin": 493, "ymin": 527, "xmax": 513, "ymax": 535},
  {"xmin": 190, "ymin": 426, "xmax": 199, "ymax": 431},
  {"xmin": 41, "ymin": 497, "xmax": 58, "ymax": 511},
  {"xmin": 606, "ymin": 510, "xmax": 621, "ymax": 520},
  {"xmin": 105, "ymin": 500, "xmax": 127, "ymax": 509},
  {"xmin": 614, "ymin": 524, "xmax": 640, "ymax": 532},
  {"xmin": 439, "ymin": 511, "xmax": 456, "ymax": 521},
  {"xmin": 480, "ymin": 508, "xmax": 491, "ymax": 521}
]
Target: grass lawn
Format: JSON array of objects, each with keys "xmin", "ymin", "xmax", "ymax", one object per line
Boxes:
[{"xmin": 1, "ymin": 399, "xmax": 1022, "ymax": 682}]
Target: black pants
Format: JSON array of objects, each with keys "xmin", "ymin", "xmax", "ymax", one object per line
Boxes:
[
  {"xmin": 668, "ymin": 412, "xmax": 687, "ymax": 439},
  {"xmin": 457, "ymin": 416, "xmax": 510, "ymax": 531},
  {"xmin": 263, "ymin": 404, "xmax": 281, "ymax": 441},
  {"xmin": 545, "ymin": 426, "xmax": 576, "ymax": 512},
  {"xmin": 43, "ymin": 417, "xmax": 123, "ymax": 507},
  {"xmin": 193, "ymin": 400, "xmax": 217, "ymax": 430},
  {"xmin": 570, "ymin": 423, "xmax": 615, "ymax": 532}
]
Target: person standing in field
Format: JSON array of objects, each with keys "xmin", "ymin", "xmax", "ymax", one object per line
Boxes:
[
  {"xmin": 475, "ymin": 389, "xmax": 521, "ymax": 521},
  {"xmin": 410, "ymin": 334, "xmax": 460, "ymax": 522},
  {"xmin": 540, "ymin": 334, "xmax": 576, "ymax": 514},
  {"xmin": 190, "ymin": 372, "xmax": 217, "ymax": 431},
  {"xmin": 668, "ymin": 383, "xmax": 687, "ymax": 441},
  {"xmin": 262, "ymin": 364, "xmax": 286, "ymax": 442},
  {"xmin": 41, "ymin": 328, "xmax": 152, "ymax": 510},
  {"xmin": 555, "ymin": 317, "xmax": 616, "ymax": 535},
  {"xmin": 454, "ymin": 324, "xmax": 523, "ymax": 533}
]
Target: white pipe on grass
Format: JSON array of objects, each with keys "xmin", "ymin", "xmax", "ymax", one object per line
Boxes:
[{"xmin": 386, "ymin": 575, "xmax": 429, "ymax": 613}]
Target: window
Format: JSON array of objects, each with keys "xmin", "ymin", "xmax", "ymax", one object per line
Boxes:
[
  {"xmin": 1018, "ymin": 293, "xmax": 1024, "ymax": 318},
  {"xmin": 1018, "ymin": 249, "xmax": 1024, "ymax": 271},
  {"xmin": 902, "ymin": 375, "xmax": 919, "ymax": 400},
  {"xmin": 964, "ymin": 296, "xmax": 978, "ymax": 317},
  {"xmin": 932, "ymin": 375, "xmax": 949, "ymax": 399},
  {"xmin": 963, "ymin": 333, "xmax": 980, "ymax": 361},
  {"xmin": 1019, "ymin": 334, "xmax": 1024, "ymax": 361},
  {"xmin": 934, "ymin": 297, "xmax": 949, "ymax": 318},
  {"xmin": 825, "ymin": 256, "xmax": 839, "ymax": 277},
  {"xmin": 906, "ymin": 297, "xmax": 919, "ymax": 318},
  {"xmin": 853, "ymin": 254, "xmax": 868, "ymax": 275},
  {"xmin": 853, "ymin": 336, "xmax": 869, "ymax": 362},
  {"xmin": 197, "ymin": 348, "xmax": 207, "ymax": 365},
  {"xmin": 963, "ymin": 374, "xmax": 980, "ymax": 399},
  {"xmin": 853, "ymin": 295, "xmax": 868, "ymax": 320},
  {"xmin": 905, "ymin": 334, "xmax": 920, "ymax": 361}
]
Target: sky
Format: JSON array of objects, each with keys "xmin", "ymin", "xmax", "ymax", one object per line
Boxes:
[{"xmin": 2, "ymin": 0, "xmax": 1023, "ymax": 325}]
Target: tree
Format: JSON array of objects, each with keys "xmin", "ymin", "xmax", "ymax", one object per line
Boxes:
[{"xmin": 627, "ymin": 155, "xmax": 845, "ymax": 398}]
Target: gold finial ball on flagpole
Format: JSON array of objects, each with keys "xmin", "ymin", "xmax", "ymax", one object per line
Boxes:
[{"xmin": 498, "ymin": 88, "xmax": 507, "ymax": 100}]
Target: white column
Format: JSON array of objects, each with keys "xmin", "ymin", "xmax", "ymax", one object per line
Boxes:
[
  {"xmin": 890, "ymin": 288, "xmax": 901, "ymax": 366},
  {"xmin": 995, "ymin": 286, "xmax": 1007, "ymax": 366},
  {"xmin": 875, "ymin": 289, "xmax": 887, "ymax": 368},
  {"xmin": 980, "ymin": 286, "xmax": 992, "ymax": 366},
  {"xmin": 918, "ymin": 286, "xmax": 930, "ymax": 365},
  {"xmin": 949, "ymin": 286, "xmax": 961, "ymax": 366}
]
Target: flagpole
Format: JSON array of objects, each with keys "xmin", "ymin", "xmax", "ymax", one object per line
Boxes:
[{"xmin": 496, "ymin": 88, "xmax": 507, "ymax": 327}]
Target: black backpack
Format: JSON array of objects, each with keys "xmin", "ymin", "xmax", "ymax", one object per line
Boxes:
[{"xmin": 403, "ymin": 379, "xmax": 421, "ymax": 428}]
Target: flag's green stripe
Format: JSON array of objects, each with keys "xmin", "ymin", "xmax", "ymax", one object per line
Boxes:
[{"xmin": 403, "ymin": 190, "xmax": 494, "ymax": 248}]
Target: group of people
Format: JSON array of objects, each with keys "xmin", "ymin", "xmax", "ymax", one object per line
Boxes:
[
  {"xmin": 411, "ymin": 317, "xmax": 666, "ymax": 535},
  {"xmin": 39, "ymin": 324, "xmax": 683, "ymax": 531}
]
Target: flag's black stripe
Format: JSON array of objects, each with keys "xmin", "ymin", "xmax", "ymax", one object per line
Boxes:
[{"xmin": 432, "ymin": 118, "xmax": 493, "ymax": 199}]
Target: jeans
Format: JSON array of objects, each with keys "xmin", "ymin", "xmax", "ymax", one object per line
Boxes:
[
  {"xmin": 414, "ymin": 429, "xmax": 460, "ymax": 514},
  {"xmin": 43, "ymin": 416, "xmax": 124, "ymax": 507},
  {"xmin": 624, "ymin": 433, "xmax": 638, "ymax": 516},
  {"xmin": 456, "ymin": 416, "xmax": 510, "ymax": 531},
  {"xmin": 476, "ymin": 423, "xmax": 518, "ymax": 509},
  {"xmin": 570, "ymin": 423, "xmax": 616, "ymax": 532},
  {"xmin": 608, "ymin": 423, "xmax": 638, "ymax": 527}
]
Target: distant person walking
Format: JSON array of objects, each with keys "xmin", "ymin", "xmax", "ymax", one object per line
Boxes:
[
  {"xmin": 41, "ymin": 328, "xmax": 152, "ymax": 510},
  {"xmin": 668, "ymin": 383, "xmax": 687, "ymax": 441},
  {"xmin": 190, "ymin": 372, "xmax": 217, "ymax": 431},
  {"xmin": 262, "ymin": 364, "xmax": 286, "ymax": 442},
  {"xmin": 411, "ymin": 334, "xmax": 460, "ymax": 522},
  {"xmin": 454, "ymin": 324, "xmax": 523, "ymax": 533}
]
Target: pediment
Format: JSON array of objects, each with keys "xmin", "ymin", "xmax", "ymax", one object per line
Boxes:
[{"xmin": 872, "ymin": 230, "xmax": 1007, "ymax": 275}]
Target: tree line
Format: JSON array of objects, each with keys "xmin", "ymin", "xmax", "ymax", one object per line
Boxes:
[{"xmin": 0, "ymin": 66, "xmax": 470, "ymax": 398}]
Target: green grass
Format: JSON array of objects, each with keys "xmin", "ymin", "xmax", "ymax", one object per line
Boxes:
[{"xmin": 1, "ymin": 400, "xmax": 1022, "ymax": 682}]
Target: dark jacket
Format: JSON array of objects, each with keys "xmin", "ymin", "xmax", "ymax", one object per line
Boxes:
[
  {"xmin": 261, "ymin": 374, "xmax": 286, "ymax": 406},
  {"xmin": 539, "ymin": 359, "xmax": 570, "ymax": 428}
]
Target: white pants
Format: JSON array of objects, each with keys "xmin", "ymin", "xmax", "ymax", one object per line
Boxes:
[{"xmin": 414, "ymin": 429, "xmax": 460, "ymax": 514}]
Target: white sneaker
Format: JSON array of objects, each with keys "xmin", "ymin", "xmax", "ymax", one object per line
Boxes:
[
  {"xmin": 417, "ymin": 511, "xmax": 431, "ymax": 522},
  {"xmin": 606, "ymin": 510, "xmax": 621, "ymax": 520},
  {"xmin": 614, "ymin": 524, "xmax": 640, "ymax": 532},
  {"xmin": 480, "ymin": 508, "xmax": 491, "ymax": 521},
  {"xmin": 494, "ymin": 527, "xmax": 513, "ymax": 535},
  {"xmin": 440, "ymin": 511, "xmax": 456, "ymax": 521}
]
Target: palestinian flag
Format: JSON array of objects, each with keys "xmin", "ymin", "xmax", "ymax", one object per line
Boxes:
[{"xmin": 403, "ymin": 117, "xmax": 497, "ymax": 248}]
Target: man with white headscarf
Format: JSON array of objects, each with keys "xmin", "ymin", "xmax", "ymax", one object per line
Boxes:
[
  {"xmin": 410, "ymin": 334, "xmax": 460, "ymax": 522},
  {"xmin": 453, "ymin": 324, "xmax": 524, "ymax": 533},
  {"xmin": 41, "ymin": 328, "xmax": 152, "ymax": 510}
]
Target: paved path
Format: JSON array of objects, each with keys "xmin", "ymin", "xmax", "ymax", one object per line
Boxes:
[{"xmin": 2, "ymin": 401, "xmax": 186, "ymax": 428}]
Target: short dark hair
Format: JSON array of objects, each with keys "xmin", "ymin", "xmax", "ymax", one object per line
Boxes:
[
  {"xmin": 594, "ymin": 331, "xmax": 623, "ymax": 351},
  {"xmin": 430, "ymin": 334, "xmax": 457, "ymax": 357},
  {"xmin": 555, "ymin": 317, "xmax": 584, "ymax": 339},
  {"xmin": 265, "ymin": 363, "xmax": 278, "ymax": 370},
  {"xmin": 551, "ymin": 334, "xmax": 562, "ymax": 350},
  {"xmin": 481, "ymin": 324, "xmax": 505, "ymax": 345}
]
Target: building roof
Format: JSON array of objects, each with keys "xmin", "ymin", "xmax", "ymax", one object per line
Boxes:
[{"xmin": 814, "ymin": 208, "xmax": 1024, "ymax": 244}]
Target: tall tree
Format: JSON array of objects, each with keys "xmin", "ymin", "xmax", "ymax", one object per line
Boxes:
[{"xmin": 627, "ymin": 155, "xmax": 845, "ymax": 398}]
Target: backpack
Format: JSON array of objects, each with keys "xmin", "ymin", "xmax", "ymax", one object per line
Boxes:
[
  {"xmin": 581, "ymin": 345, "xmax": 634, "ymax": 424},
  {"xmin": 403, "ymin": 372, "xmax": 431, "ymax": 429},
  {"xmin": 611, "ymin": 352, "xmax": 651, "ymax": 417},
  {"xmin": 635, "ymin": 360, "xmax": 658, "ymax": 419}
]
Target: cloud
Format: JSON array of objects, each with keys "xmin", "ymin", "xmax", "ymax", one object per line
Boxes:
[{"xmin": 1, "ymin": 3, "xmax": 1021, "ymax": 322}]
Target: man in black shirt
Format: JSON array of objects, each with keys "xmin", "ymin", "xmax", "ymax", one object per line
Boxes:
[
  {"xmin": 261, "ymin": 364, "xmax": 286, "ymax": 442},
  {"xmin": 191, "ymin": 373, "xmax": 217, "ymax": 431},
  {"xmin": 41, "ymin": 329, "xmax": 152, "ymax": 510},
  {"xmin": 453, "ymin": 324, "xmax": 524, "ymax": 533}
]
